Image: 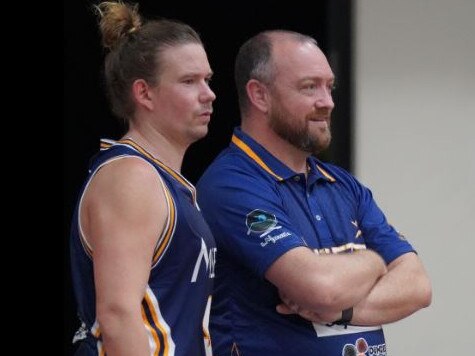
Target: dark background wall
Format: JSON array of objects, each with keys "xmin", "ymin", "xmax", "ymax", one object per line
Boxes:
[{"xmin": 64, "ymin": 1, "xmax": 352, "ymax": 353}]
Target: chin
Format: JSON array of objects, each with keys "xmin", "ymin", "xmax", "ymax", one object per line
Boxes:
[{"xmin": 190, "ymin": 127, "xmax": 209, "ymax": 142}]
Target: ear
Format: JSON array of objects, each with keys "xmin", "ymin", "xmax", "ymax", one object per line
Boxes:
[
  {"xmin": 131, "ymin": 79, "xmax": 154, "ymax": 111},
  {"xmin": 246, "ymin": 79, "xmax": 270, "ymax": 113}
]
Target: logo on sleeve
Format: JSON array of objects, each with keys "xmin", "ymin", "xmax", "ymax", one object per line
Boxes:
[
  {"xmin": 246, "ymin": 209, "xmax": 279, "ymax": 235},
  {"xmin": 245, "ymin": 209, "xmax": 291, "ymax": 247}
]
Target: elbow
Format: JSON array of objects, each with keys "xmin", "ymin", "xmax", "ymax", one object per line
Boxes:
[
  {"xmin": 411, "ymin": 271, "xmax": 432, "ymax": 310},
  {"xmin": 96, "ymin": 302, "xmax": 136, "ymax": 336},
  {"xmin": 419, "ymin": 279, "xmax": 432, "ymax": 309}
]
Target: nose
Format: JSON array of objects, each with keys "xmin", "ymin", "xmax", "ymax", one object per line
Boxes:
[
  {"xmin": 315, "ymin": 87, "xmax": 334, "ymax": 110},
  {"xmin": 200, "ymin": 82, "xmax": 216, "ymax": 103}
]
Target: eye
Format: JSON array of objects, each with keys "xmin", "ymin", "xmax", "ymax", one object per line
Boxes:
[
  {"xmin": 182, "ymin": 78, "xmax": 195, "ymax": 85},
  {"xmin": 301, "ymin": 83, "xmax": 317, "ymax": 94}
]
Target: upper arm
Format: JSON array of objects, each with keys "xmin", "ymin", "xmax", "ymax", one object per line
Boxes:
[
  {"xmin": 81, "ymin": 157, "xmax": 168, "ymax": 310},
  {"xmin": 355, "ymin": 181, "xmax": 415, "ymax": 264},
  {"xmin": 198, "ymin": 165, "xmax": 306, "ymax": 278}
]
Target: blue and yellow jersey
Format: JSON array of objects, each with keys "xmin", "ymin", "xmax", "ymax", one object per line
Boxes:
[
  {"xmin": 70, "ymin": 139, "xmax": 216, "ymax": 356},
  {"xmin": 197, "ymin": 127, "xmax": 414, "ymax": 355}
]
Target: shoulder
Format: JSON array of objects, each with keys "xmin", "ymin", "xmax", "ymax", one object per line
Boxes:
[
  {"xmin": 86, "ymin": 156, "xmax": 167, "ymax": 211},
  {"xmin": 96, "ymin": 155, "xmax": 160, "ymax": 186},
  {"xmin": 198, "ymin": 148, "xmax": 275, "ymax": 188},
  {"xmin": 197, "ymin": 151, "xmax": 284, "ymax": 216}
]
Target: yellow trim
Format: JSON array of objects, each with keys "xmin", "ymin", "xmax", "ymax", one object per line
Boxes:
[
  {"xmin": 316, "ymin": 165, "xmax": 336, "ymax": 182},
  {"xmin": 152, "ymin": 185, "xmax": 176, "ymax": 265},
  {"xmin": 143, "ymin": 293, "xmax": 170, "ymax": 356},
  {"xmin": 100, "ymin": 141, "xmax": 111, "ymax": 149},
  {"xmin": 231, "ymin": 135, "xmax": 283, "ymax": 181},
  {"xmin": 141, "ymin": 304, "xmax": 161, "ymax": 355},
  {"xmin": 116, "ymin": 139, "xmax": 197, "ymax": 204}
]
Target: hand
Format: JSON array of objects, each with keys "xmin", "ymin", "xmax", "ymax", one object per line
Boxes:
[{"xmin": 276, "ymin": 291, "xmax": 342, "ymax": 324}]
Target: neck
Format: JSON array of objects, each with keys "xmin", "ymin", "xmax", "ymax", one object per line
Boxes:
[
  {"xmin": 241, "ymin": 118, "xmax": 309, "ymax": 174},
  {"xmin": 123, "ymin": 128, "xmax": 186, "ymax": 172}
]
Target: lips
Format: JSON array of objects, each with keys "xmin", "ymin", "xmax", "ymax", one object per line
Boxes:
[
  {"xmin": 308, "ymin": 116, "xmax": 328, "ymax": 122},
  {"xmin": 308, "ymin": 118, "xmax": 328, "ymax": 126},
  {"xmin": 198, "ymin": 107, "xmax": 213, "ymax": 116}
]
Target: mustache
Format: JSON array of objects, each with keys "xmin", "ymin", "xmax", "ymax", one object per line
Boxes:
[
  {"xmin": 306, "ymin": 109, "xmax": 331, "ymax": 120},
  {"xmin": 199, "ymin": 106, "xmax": 213, "ymax": 114}
]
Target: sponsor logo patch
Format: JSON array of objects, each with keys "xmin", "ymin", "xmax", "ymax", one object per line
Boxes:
[
  {"xmin": 246, "ymin": 209, "xmax": 279, "ymax": 235},
  {"xmin": 342, "ymin": 337, "xmax": 386, "ymax": 356},
  {"xmin": 245, "ymin": 209, "xmax": 290, "ymax": 246}
]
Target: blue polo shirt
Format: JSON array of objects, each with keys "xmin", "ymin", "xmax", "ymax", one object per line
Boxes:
[{"xmin": 197, "ymin": 127, "xmax": 414, "ymax": 355}]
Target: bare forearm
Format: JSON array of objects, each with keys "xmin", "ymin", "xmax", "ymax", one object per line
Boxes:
[
  {"xmin": 351, "ymin": 253, "xmax": 432, "ymax": 326},
  {"xmin": 307, "ymin": 249, "xmax": 387, "ymax": 311},
  {"xmin": 270, "ymin": 248, "xmax": 387, "ymax": 313}
]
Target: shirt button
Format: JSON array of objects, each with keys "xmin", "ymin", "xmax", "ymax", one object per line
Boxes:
[
  {"xmin": 316, "ymin": 215, "xmax": 322, "ymax": 221},
  {"xmin": 293, "ymin": 176, "xmax": 300, "ymax": 182}
]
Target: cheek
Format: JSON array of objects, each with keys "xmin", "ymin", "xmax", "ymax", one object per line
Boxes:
[
  {"xmin": 172, "ymin": 90, "xmax": 196, "ymax": 108},
  {"xmin": 161, "ymin": 92, "xmax": 193, "ymax": 112}
]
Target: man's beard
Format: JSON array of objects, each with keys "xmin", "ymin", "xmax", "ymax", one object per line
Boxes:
[{"xmin": 269, "ymin": 105, "xmax": 332, "ymax": 155}]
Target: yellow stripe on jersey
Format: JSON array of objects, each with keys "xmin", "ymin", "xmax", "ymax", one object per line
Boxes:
[
  {"xmin": 143, "ymin": 286, "xmax": 176, "ymax": 355},
  {"xmin": 98, "ymin": 342, "xmax": 105, "ymax": 356},
  {"xmin": 118, "ymin": 139, "xmax": 198, "ymax": 205},
  {"xmin": 141, "ymin": 305, "xmax": 161, "ymax": 355},
  {"xmin": 152, "ymin": 183, "xmax": 176, "ymax": 267},
  {"xmin": 202, "ymin": 296, "xmax": 213, "ymax": 356},
  {"xmin": 91, "ymin": 321, "xmax": 106, "ymax": 355},
  {"xmin": 231, "ymin": 135, "xmax": 284, "ymax": 181},
  {"xmin": 91, "ymin": 320, "xmax": 101, "ymax": 337},
  {"xmin": 100, "ymin": 141, "xmax": 111, "ymax": 149}
]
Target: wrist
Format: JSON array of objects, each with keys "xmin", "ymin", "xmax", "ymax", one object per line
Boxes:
[{"xmin": 334, "ymin": 307, "xmax": 353, "ymax": 326}]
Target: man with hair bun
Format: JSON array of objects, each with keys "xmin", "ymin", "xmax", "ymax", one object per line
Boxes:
[{"xmin": 69, "ymin": 2, "xmax": 216, "ymax": 355}]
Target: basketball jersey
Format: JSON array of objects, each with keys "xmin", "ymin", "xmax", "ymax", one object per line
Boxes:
[{"xmin": 70, "ymin": 139, "xmax": 216, "ymax": 355}]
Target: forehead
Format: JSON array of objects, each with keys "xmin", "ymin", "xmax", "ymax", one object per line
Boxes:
[
  {"xmin": 272, "ymin": 40, "xmax": 333, "ymax": 81},
  {"xmin": 159, "ymin": 43, "xmax": 211, "ymax": 75}
]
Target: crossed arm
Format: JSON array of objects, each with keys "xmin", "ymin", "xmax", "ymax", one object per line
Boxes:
[
  {"xmin": 266, "ymin": 246, "xmax": 388, "ymax": 317},
  {"xmin": 273, "ymin": 250, "xmax": 432, "ymax": 325},
  {"xmin": 349, "ymin": 251, "xmax": 432, "ymax": 325}
]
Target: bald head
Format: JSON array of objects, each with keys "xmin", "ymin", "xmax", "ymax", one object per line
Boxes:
[
  {"xmin": 235, "ymin": 30, "xmax": 335, "ymax": 156},
  {"xmin": 234, "ymin": 30, "xmax": 320, "ymax": 116}
]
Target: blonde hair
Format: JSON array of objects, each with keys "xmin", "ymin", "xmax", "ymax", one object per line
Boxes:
[
  {"xmin": 93, "ymin": 1, "xmax": 203, "ymax": 123},
  {"xmin": 95, "ymin": 1, "xmax": 142, "ymax": 50}
]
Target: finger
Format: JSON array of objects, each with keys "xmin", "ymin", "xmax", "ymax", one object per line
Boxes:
[{"xmin": 276, "ymin": 304, "xmax": 295, "ymax": 314}]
